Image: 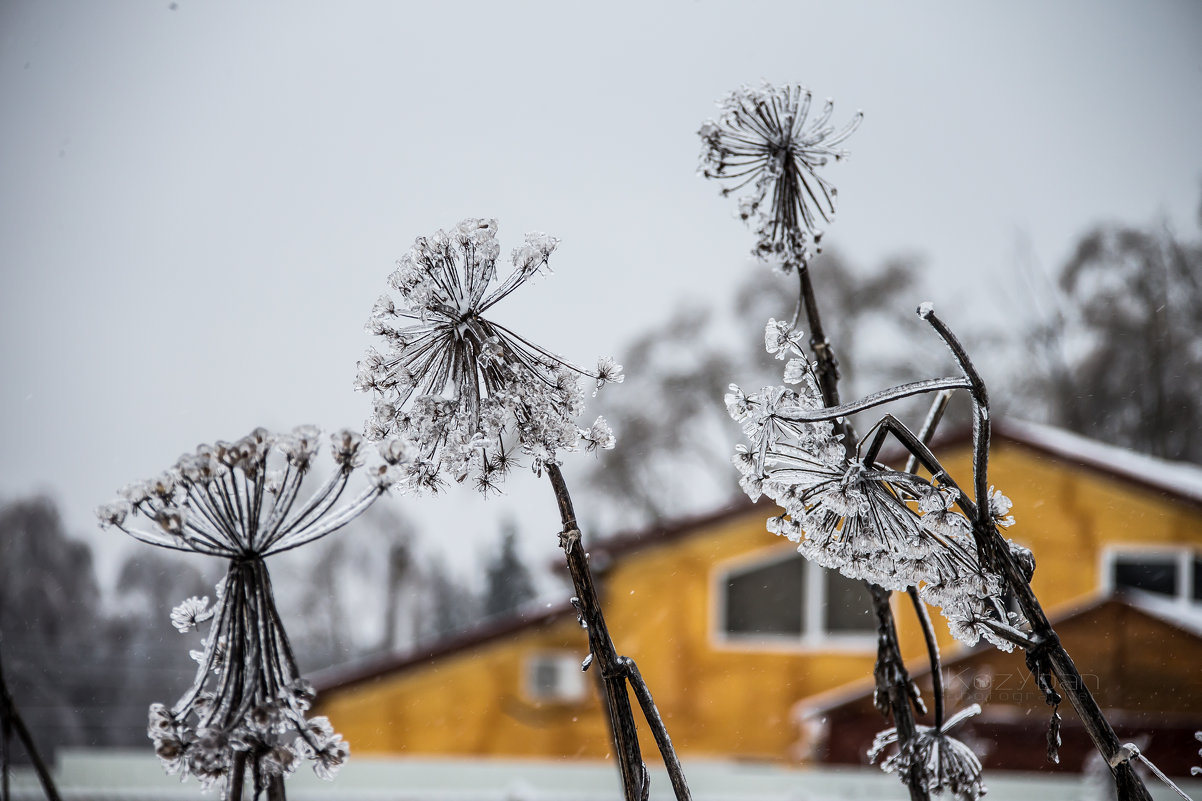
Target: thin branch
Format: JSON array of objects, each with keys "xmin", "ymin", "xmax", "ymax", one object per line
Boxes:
[
  {"xmin": 907, "ymin": 588, "xmax": 943, "ymax": 728},
  {"xmin": 622, "ymin": 658, "xmax": 692, "ymax": 801},
  {"xmin": 795, "ymin": 261, "xmax": 928, "ymax": 801},
  {"xmin": 774, "ymin": 377, "xmax": 970, "ymax": 423},
  {"xmin": 546, "ymin": 464, "xmax": 649, "ymax": 801}
]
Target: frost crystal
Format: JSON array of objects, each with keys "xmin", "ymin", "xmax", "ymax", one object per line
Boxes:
[
  {"xmin": 98, "ymin": 425, "xmax": 395, "ymax": 791},
  {"xmin": 358, "ymin": 218, "xmax": 622, "ymax": 492},
  {"xmin": 699, "ymin": 83, "xmax": 862, "ymax": 271},
  {"xmin": 729, "ymin": 321, "xmax": 1024, "ymax": 650}
]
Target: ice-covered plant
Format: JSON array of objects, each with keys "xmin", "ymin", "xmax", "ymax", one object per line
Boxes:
[
  {"xmin": 699, "ymin": 82, "xmax": 861, "ymax": 273},
  {"xmin": 870, "ymin": 705, "xmax": 985, "ymax": 801},
  {"xmin": 702, "ymin": 82, "xmax": 944, "ymax": 800},
  {"xmin": 704, "ymin": 82, "xmax": 1156, "ymax": 801},
  {"xmin": 356, "ymin": 217, "xmax": 620, "ymax": 494},
  {"xmin": 98, "ymin": 426, "xmax": 401, "ymax": 800},
  {"xmin": 358, "ymin": 219, "xmax": 689, "ymax": 801},
  {"xmin": 727, "ymin": 326, "xmax": 1023, "ymax": 653}
]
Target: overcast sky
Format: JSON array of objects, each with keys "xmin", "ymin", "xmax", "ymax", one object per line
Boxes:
[{"xmin": 2, "ymin": 1, "xmax": 1200, "ymax": 584}]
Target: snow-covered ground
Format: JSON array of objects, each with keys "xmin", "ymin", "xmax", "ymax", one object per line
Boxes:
[{"xmin": 11, "ymin": 750, "xmax": 1202, "ymax": 801}]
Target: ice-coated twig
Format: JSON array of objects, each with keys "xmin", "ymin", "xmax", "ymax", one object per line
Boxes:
[
  {"xmin": 706, "ymin": 82, "xmax": 928, "ymax": 801},
  {"xmin": 1110, "ymin": 743, "xmax": 1195, "ymax": 801},
  {"xmin": 622, "ymin": 658, "xmax": 693, "ymax": 801},
  {"xmin": 907, "ymin": 588, "xmax": 943, "ymax": 728},
  {"xmin": 826, "ymin": 309, "xmax": 1154, "ymax": 799},
  {"xmin": 549, "ymin": 464, "xmax": 695, "ymax": 801},
  {"xmin": 774, "ymin": 377, "xmax": 971, "ymax": 424}
]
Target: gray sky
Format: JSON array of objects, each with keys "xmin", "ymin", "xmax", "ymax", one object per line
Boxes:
[{"xmin": 2, "ymin": 1, "xmax": 1200, "ymax": 583}]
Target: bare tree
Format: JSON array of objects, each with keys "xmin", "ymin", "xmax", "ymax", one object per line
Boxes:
[{"xmin": 1024, "ymin": 198, "xmax": 1202, "ymax": 463}]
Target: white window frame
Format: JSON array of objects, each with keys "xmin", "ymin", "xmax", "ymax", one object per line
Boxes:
[
  {"xmin": 711, "ymin": 545, "xmax": 876, "ymax": 652},
  {"xmin": 523, "ymin": 650, "xmax": 588, "ymax": 704},
  {"xmin": 1101, "ymin": 545, "xmax": 1200, "ymax": 605}
]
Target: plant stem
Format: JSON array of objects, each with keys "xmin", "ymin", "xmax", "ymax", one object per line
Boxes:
[
  {"xmin": 796, "ymin": 263, "xmax": 929, "ymax": 801},
  {"xmin": 994, "ymin": 542, "xmax": 1153, "ymax": 801},
  {"xmin": 870, "ymin": 584, "xmax": 929, "ymax": 801},
  {"xmin": 623, "ymin": 658, "xmax": 692, "ymax": 801},
  {"xmin": 920, "ymin": 309, "xmax": 1152, "ymax": 801},
  {"xmin": 545, "ymin": 463, "xmax": 649, "ymax": 801},
  {"xmin": 228, "ymin": 752, "xmax": 246, "ymax": 801},
  {"xmin": 907, "ymin": 588, "xmax": 943, "ymax": 729},
  {"xmin": 0, "ymin": 642, "xmax": 62, "ymax": 801},
  {"xmin": 797, "ymin": 266, "xmax": 840, "ymax": 409},
  {"xmin": 266, "ymin": 774, "xmax": 287, "ymax": 801}
]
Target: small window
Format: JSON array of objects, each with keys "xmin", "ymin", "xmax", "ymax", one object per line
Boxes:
[
  {"xmin": 1108, "ymin": 549, "xmax": 1201, "ymax": 604},
  {"xmin": 718, "ymin": 549, "xmax": 874, "ymax": 647},
  {"xmin": 724, "ymin": 553, "xmax": 805, "ymax": 636},
  {"xmin": 823, "ymin": 569, "xmax": 876, "ymax": 634},
  {"xmin": 1113, "ymin": 557, "xmax": 1178, "ymax": 596},
  {"xmin": 525, "ymin": 652, "xmax": 587, "ymax": 703}
]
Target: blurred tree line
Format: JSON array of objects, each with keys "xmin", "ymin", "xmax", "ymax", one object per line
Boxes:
[
  {"xmin": 1023, "ymin": 198, "xmax": 1202, "ymax": 463},
  {"xmin": 584, "ymin": 192, "xmax": 1202, "ymax": 529}
]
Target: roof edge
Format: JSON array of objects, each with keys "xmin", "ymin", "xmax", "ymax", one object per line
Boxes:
[{"xmin": 312, "ymin": 600, "xmax": 576, "ymax": 695}]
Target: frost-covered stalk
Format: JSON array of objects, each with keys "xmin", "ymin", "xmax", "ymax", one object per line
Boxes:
[
  {"xmin": 700, "ymin": 83, "xmax": 936, "ymax": 801},
  {"xmin": 357, "ymin": 218, "xmax": 690, "ymax": 801},
  {"xmin": 763, "ymin": 303, "xmax": 1155, "ymax": 800},
  {"xmin": 547, "ymin": 463, "xmax": 691, "ymax": 801},
  {"xmin": 98, "ymin": 426, "xmax": 400, "ymax": 800}
]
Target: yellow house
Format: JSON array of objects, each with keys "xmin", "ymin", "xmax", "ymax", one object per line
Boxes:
[{"xmin": 314, "ymin": 420, "xmax": 1202, "ymax": 764}]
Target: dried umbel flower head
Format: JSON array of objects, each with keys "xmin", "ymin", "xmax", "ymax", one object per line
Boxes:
[
  {"xmin": 98, "ymin": 425, "xmax": 397, "ymax": 557},
  {"xmin": 699, "ymin": 83, "xmax": 861, "ymax": 271},
  {"xmin": 870, "ymin": 705, "xmax": 986, "ymax": 801},
  {"xmin": 99, "ymin": 425, "xmax": 396, "ymax": 792},
  {"xmin": 728, "ymin": 321, "xmax": 1023, "ymax": 650},
  {"xmin": 358, "ymin": 218, "xmax": 622, "ymax": 492}
]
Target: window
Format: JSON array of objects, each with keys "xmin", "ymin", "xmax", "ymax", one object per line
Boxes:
[
  {"xmin": 1107, "ymin": 548, "xmax": 1201, "ymax": 603},
  {"xmin": 717, "ymin": 550, "xmax": 875, "ymax": 647},
  {"xmin": 525, "ymin": 652, "xmax": 588, "ymax": 703}
]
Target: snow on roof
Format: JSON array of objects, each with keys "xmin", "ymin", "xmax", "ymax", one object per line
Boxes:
[{"xmin": 998, "ymin": 419, "xmax": 1202, "ymax": 506}]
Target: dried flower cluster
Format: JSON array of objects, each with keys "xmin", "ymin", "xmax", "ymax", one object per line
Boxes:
[
  {"xmin": 727, "ymin": 320, "xmax": 1026, "ymax": 650},
  {"xmin": 356, "ymin": 218, "xmax": 621, "ymax": 493},
  {"xmin": 699, "ymin": 83, "xmax": 861, "ymax": 271},
  {"xmin": 869, "ymin": 705, "xmax": 986, "ymax": 801},
  {"xmin": 98, "ymin": 426, "xmax": 397, "ymax": 791}
]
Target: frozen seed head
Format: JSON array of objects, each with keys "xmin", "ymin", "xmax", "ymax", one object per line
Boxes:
[
  {"xmin": 98, "ymin": 424, "xmax": 398, "ymax": 559},
  {"xmin": 358, "ymin": 218, "xmax": 622, "ymax": 492},
  {"xmin": 870, "ymin": 705, "xmax": 986, "ymax": 801},
  {"xmin": 700, "ymin": 83, "xmax": 861, "ymax": 271},
  {"xmin": 728, "ymin": 320, "xmax": 1024, "ymax": 650}
]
